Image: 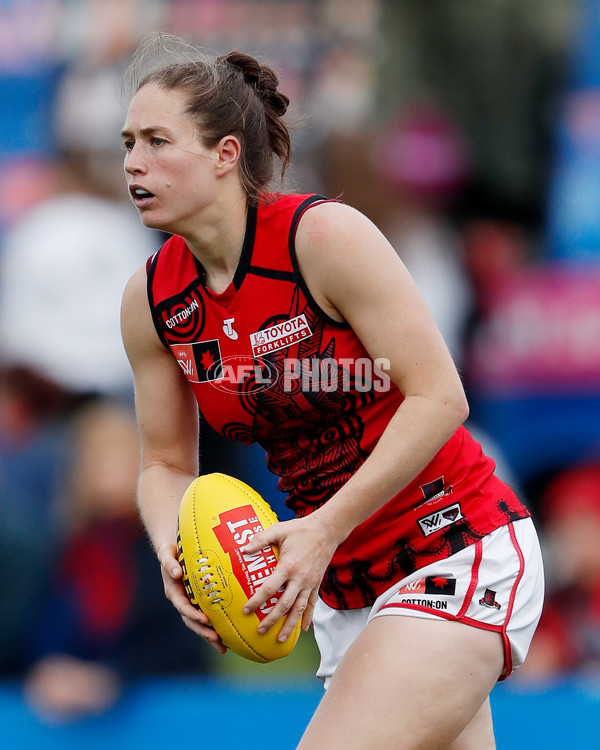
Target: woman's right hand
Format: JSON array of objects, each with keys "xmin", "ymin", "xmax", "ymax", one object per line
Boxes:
[{"xmin": 156, "ymin": 542, "xmax": 228, "ymax": 654}]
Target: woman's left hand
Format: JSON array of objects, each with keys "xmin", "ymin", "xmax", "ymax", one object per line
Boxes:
[{"xmin": 241, "ymin": 513, "xmax": 341, "ymax": 643}]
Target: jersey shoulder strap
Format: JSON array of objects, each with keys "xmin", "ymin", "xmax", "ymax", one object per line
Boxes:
[{"xmin": 249, "ymin": 193, "xmax": 336, "ymax": 276}]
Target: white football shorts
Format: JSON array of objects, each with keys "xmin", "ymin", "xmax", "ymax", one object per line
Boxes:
[{"xmin": 313, "ymin": 517, "xmax": 544, "ymax": 688}]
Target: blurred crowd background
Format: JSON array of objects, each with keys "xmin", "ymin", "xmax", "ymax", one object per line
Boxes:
[{"xmin": 1, "ymin": 0, "xmax": 600, "ymax": 726}]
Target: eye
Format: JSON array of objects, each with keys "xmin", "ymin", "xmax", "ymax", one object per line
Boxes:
[
  {"xmin": 151, "ymin": 137, "xmax": 166, "ymax": 147},
  {"xmin": 122, "ymin": 140, "xmax": 134, "ymax": 152}
]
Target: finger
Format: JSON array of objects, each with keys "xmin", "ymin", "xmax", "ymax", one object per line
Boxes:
[
  {"xmin": 181, "ymin": 615, "xmax": 212, "ymax": 637},
  {"xmin": 182, "ymin": 617, "xmax": 227, "ymax": 655},
  {"xmin": 243, "ymin": 570, "xmax": 287, "ymax": 615},
  {"xmin": 241, "ymin": 524, "xmax": 280, "ymax": 555},
  {"xmin": 165, "ymin": 583, "xmax": 209, "ymax": 623},
  {"xmin": 256, "ymin": 582, "xmax": 303, "ymax": 635},
  {"xmin": 157, "ymin": 543, "xmax": 184, "ymax": 579},
  {"xmin": 302, "ymin": 589, "xmax": 320, "ymax": 631},
  {"xmin": 275, "ymin": 592, "xmax": 310, "ymax": 643},
  {"xmin": 177, "ymin": 598, "xmax": 209, "ymax": 624}
]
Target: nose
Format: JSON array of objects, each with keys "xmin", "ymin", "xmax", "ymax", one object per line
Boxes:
[{"xmin": 124, "ymin": 144, "xmax": 146, "ymax": 176}]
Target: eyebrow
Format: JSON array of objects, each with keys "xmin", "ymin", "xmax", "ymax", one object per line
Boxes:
[{"xmin": 120, "ymin": 125, "xmax": 174, "ymax": 140}]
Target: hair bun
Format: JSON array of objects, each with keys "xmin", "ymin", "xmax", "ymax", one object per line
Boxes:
[
  {"xmin": 223, "ymin": 50, "xmax": 260, "ymax": 85},
  {"xmin": 221, "ymin": 50, "xmax": 288, "ymax": 116}
]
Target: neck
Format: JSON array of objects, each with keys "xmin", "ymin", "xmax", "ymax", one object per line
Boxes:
[{"xmin": 183, "ymin": 186, "xmax": 249, "ymax": 293}]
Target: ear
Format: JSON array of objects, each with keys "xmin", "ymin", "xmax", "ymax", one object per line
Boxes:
[{"xmin": 215, "ymin": 135, "xmax": 241, "ymax": 176}]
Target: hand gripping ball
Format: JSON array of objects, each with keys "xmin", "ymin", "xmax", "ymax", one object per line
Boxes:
[{"xmin": 176, "ymin": 473, "xmax": 300, "ymax": 662}]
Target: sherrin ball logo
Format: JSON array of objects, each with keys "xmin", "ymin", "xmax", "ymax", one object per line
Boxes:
[{"xmin": 177, "ymin": 473, "xmax": 300, "ymax": 662}]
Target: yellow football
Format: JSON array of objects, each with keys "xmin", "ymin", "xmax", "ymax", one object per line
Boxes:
[{"xmin": 176, "ymin": 472, "xmax": 300, "ymax": 663}]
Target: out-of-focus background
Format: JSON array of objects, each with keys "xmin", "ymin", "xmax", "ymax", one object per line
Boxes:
[{"xmin": 1, "ymin": 0, "xmax": 600, "ymax": 747}]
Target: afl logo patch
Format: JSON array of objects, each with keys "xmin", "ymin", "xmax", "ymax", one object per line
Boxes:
[{"xmin": 172, "ymin": 339, "xmax": 223, "ymax": 383}]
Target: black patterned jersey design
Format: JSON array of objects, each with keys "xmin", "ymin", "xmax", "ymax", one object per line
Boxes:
[{"xmin": 147, "ymin": 193, "xmax": 530, "ymax": 609}]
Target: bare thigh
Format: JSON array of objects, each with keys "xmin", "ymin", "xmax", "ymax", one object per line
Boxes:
[
  {"xmin": 297, "ymin": 615, "xmax": 504, "ymax": 750},
  {"xmin": 447, "ymin": 696, "xmax": 495, "ymax": 750}
]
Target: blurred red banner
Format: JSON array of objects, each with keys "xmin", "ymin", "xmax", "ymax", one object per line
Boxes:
[{"xmin": 469, "ymin": 266, "xmax": 600, "ymax": 392}]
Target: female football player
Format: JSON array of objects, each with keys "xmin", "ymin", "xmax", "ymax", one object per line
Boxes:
[{"xmin": 120, "ymin": 34, "xmax": 544, "ymax": 750}]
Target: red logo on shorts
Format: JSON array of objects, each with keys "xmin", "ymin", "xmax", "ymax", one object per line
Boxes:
[
  {"xmin": 479, "ymin": 588, "xmax": 501, "ymax": 609},
  {"xmin": 398, "ymin": 576, "xmax": 457, "ymax": 596}
]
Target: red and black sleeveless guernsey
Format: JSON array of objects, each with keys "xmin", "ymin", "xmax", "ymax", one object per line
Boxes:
[{"xmin": 147, "ymin": 193, "xmax": 530, "ymax": 610}]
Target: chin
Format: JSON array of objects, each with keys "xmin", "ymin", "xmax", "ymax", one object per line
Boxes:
[{"xmin": 139, "ymin": 212, "xmax": 172, "ymax": 233}]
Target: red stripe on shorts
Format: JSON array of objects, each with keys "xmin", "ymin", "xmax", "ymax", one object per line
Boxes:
[
  {"xmin": 498, "ymin": 521, "xmax": 526, "ymax": 679},
  {"xmin": 457, "ymin": 538, "xmax": 483, "ymax": 618}
]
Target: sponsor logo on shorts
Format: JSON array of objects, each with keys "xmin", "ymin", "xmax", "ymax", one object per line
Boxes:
[
  {"xmin": 417, "ymin": 502, "xmax": 464, "ymax": 537},
  {"xmin": 398, "ymin": 576, "xmax": 457, "ymax": 596},
  {"xmin": 250, "ymin": 314, "xmax": 313, "ymax": 355},
  {"xmin": 479, "ymin": 588, "xmax": 501, "ymax": 609},
  {"xmin": 398, "ymin": 598, "xmax": 449, "ymax": 610}
]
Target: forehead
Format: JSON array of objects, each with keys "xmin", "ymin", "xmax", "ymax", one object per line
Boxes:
[{"xmin": 123, "ymin": 82, "xmax": 192, "ymax": 131}]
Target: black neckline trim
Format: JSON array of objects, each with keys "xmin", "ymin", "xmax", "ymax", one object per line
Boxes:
[
  {"xmin": 248, "ymin": 265, "xmax": 295, "ymax": 282},
  {"xmin": 193, "ymin": 204, "xmax": 258, "ymax": 293},
  {"xmin": 232, "ymin": 204, "xmax": 257, "ymax": 290}
]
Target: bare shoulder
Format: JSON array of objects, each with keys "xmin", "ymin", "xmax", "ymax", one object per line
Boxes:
[
  {"xmin": 121, "ymin": 264, "xmax": 148, "ymax": 314},
  {"xmin": 295, "ymin": 201, "xmax": 393, "ymax": 260},
  {"xmin": 294, "ymin": 200, "xmax": 415, "ymax": 323},
  {"xmin": 120, "ymin": 264, "xmax": 163, "ymax": 361},
  {"xmin": 294, "ymin": 200, "xmax": 462, "ymax": 402}
]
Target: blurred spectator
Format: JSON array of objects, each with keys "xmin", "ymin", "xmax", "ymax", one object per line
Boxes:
[
  {"xmin": 377, "ymin": 0, "xmax": 571, "ymax": 227},
  {"xmin": 0, "ymin": 0, "xmax": 62, "ymax": 160},
  {"xmin": 462, "ymin": 219, "xmax": 531, "ymax": 316},
  {"xmin": 23, "ymin": 400, "xmax": 210, "ymax": 722},
  {"xmin": 307, "ymin": 43, "xmax": 377, "ymax": 138},
  {"xmin": 0, "ymin": 150, "xmax": 157, "ymax": 397},
  {"xmin": 1, "ymin": 0, "xmax": 595, "ymax": 703},
  {"xmin": 53, "ymin": 0, "xmax": 165, "ymax": 203},
  {"xmin": 0, "ymin": 367, "xmax": 72, "ymax": 676},
  {"xmin": 0, "ymin": 0, "xmax": 64, "ymax": 231},
  {"xmin": 517, "ymin": 465, "xmax": 600, "ymax": 680},
  {"xmin": 0, "ymin": 149, "xmax": 157, "ymax": 679},
  {"xmin": 546, "ymin": 0, "xmax": 600, "ymax": 263},
  {"xmin": 374, "ymin": 102, "xmax": 475, "ymax": 366}
]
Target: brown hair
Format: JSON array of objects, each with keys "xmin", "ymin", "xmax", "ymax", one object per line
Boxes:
[{"xmin": 124, "ymin": 34, "xmax": 292, "ymax": 206}]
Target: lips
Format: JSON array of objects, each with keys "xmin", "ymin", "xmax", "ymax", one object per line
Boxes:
[{"xmin": 130, "ymin": 185, "xmax": 155, "ymax": 206}]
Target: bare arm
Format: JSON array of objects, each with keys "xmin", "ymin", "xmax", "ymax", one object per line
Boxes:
[
  {"xmin": 242, "ymin": 202, "xmax": 469, "ymax": 640},
  {"xmin": 294, "ymin": 201, "xmax": 469, "ymax": 541},
  {"xmin": 121, "ymin": 266, "xmax": 226, "ymax": 652}
]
